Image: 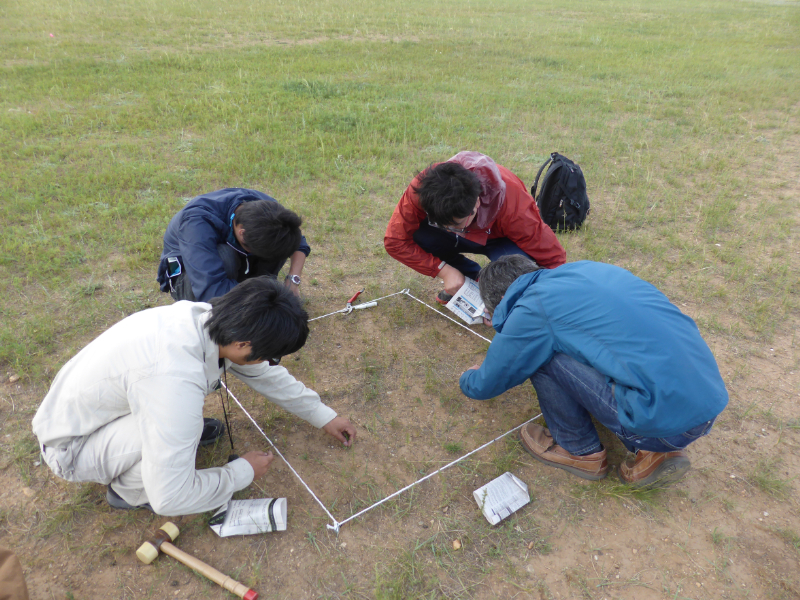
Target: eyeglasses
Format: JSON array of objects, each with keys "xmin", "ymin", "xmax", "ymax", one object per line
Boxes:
[
  {"xmin": 427, "ymin": 200, "xmax": 481, "ymax": 234},
  {"xmin": 427, "ymin": 216, "xmax": 490, "ymax": 236},
  {"xmin": 428, "ymin": 218, "xmax": 470, "ymax": 234}
]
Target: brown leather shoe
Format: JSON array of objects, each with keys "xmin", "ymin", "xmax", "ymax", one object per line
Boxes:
[
  {"xmin": 618, "ymin": 450, "xmax": 691, "ymax": 488},
  {"xmin": 519, "ymin": 424, "xmax": 609, "ymax": 480}
]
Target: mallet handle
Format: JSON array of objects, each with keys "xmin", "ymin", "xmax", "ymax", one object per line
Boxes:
[{"xmin": 160, "ymin": 541, "xmax": 257, "ymax": 600}]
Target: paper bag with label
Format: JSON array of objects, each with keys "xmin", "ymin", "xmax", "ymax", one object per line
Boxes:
[
  {"xmin": 209, "ymin": 498, "xmax": 287, "ymax": 537},
  {"xmin": 473, "ymin": 472, "xmax": 530, "ymax": 525}
]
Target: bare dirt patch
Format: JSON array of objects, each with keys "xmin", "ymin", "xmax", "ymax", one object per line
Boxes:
[{"xmin": 3, "ymin": 269, "xmax": 800, "ymax": 599}]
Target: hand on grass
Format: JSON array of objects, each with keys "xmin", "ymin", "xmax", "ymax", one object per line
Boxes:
[
  {"xmin": 439, "ymin": 265, "xmax": 466, "ymax": 295},
  {"xmin": 323, "ymin": 416, "xmax": 357, "ymax": 447},
  {"xmin": 242, "ymin": 451, "xmax": 275, "ymax": 479},
  {"xmin": 464, "ymin": 364, "xmax": 481, "ymax": 374}
]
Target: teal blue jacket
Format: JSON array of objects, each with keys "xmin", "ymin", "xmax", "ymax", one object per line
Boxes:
[{"xmin": 459, "ymin": 261, "xmax": 728, "ymax": 437}]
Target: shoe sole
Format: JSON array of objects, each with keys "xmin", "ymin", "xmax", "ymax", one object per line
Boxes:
[
  {"xmin": 618, "ymin": 456, "xmax": 691, "ymax": 489},
  {"xmin": 519, "ymin": 431, "xmax": 608, "ymax": 481}
]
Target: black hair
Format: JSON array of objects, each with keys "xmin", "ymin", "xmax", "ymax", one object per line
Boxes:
[
  {"xmin": 206, "ymin": 277, "xmax": 309, "ymax": 361},
  {"xmin": 234, "ymin": 200, "xmax": 302, "ymax": 262},
  {"xmin": 478, "ymin": 255, "xmax": 541, "ymax": 313},
  {"xmin": 413, "ymin": 162, "xmax": 482, "ymax": 226}
]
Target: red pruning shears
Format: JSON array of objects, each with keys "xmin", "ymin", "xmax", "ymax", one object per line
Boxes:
[
  {"xmin": 344, "ymin": 289, "xmax": 364, "ymax": 314},
  {"xmin": 308, "ymin": 288, "xmax": 380, "ymax": 323},
  {"xmin": 341, "ymin": 289, "xmax": 377, "ymax": 315}
]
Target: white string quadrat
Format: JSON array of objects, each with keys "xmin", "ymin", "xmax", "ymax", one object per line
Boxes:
[{"xmin": 225, "ymin": 289, "xmax": 542, "ymax": 533}]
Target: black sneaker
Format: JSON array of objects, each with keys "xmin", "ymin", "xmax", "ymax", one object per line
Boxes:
[
  {"xmin": 435, "ymin": 291, "xmax": 453, "ymax": 306},
  {"xmin": 106, "ymin": 486, "xmax": 154, "ymax": 512},
  {"xmin": 199, "ymin": 418, "xmax": 225, "ymax": 447}
]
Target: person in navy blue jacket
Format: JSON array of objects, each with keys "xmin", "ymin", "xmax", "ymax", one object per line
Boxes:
[
  {"xmin": 157, "ymin": 188, "xmax": 311, "ymax": 302},
  {"xmin": 460, "ymin": 255, "xmax": 728, "ymax": 488}
]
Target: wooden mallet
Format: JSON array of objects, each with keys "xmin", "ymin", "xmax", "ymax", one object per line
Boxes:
[{"xmin": 136, "ymin": 521, "xmax": 258, "ymax": 600}]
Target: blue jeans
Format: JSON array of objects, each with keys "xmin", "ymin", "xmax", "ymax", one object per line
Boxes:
[
  {"xmin": 412, "ymin": 220, "xmax": 533, "ymax": 280},
  {"xmin": 531, "ymin": 354, "xmax": 716, "ymax": 455}
]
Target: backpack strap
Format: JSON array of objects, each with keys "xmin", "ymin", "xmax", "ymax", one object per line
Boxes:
[{"xmin": 531, "ymin": 153, "xmax": 555, "ymax": 200}]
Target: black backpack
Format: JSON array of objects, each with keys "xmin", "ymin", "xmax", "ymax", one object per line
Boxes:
[{"xmin": 531, "ymin": 152, "xmax": 590, "ymax": 231}]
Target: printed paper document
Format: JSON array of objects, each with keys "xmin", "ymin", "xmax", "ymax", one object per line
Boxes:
[
  {"xmin": 445, "ymin": 278, "xmax": 486, "ymax": 325},
  {"xmin": 473, "ymin": 472, "xmax": 530, "ymax": 525}
]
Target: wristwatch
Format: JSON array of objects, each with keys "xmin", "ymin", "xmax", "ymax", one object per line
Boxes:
[{"xmin": 286, "ymin": 274, "xmax": 301, "ymax": 285}]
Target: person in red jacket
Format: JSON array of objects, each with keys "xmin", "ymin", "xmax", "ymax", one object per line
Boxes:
[{"xmin": 384, "ymin": 152, "xmax": 566, "ymax": 303}]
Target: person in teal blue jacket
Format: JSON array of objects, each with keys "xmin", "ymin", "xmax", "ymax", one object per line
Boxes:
[{"xmin": 460, "ymin": 256, "xmax": 728, "ymax": 488}]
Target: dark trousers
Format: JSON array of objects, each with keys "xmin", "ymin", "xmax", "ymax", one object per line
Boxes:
[
  {"xmin": 412, "ymin": 221, "xmax": 534, "ymax": 279},
  {"xmin": 170, "ymin": 244, "xmax": 286, "ymax": 301}
]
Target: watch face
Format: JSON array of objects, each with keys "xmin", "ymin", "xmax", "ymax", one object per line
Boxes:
[{"xmin": 289, "ymin": 275, "xmax": 301, "ymax": 285}]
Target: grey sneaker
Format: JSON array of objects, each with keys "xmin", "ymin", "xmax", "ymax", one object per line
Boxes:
[{"xmin": 106, "ymin": 486, "xmax": 154, "ymax": 512}]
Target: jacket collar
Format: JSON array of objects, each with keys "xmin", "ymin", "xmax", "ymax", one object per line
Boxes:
[
  {"xmin": 225, "ymin": 212, "xmax": 248, "ymax": 256},
  {"xmin": 195, "ymin": 308, "xmax": 223, "ymax": 382},
  {"xmin": 225, "ymin": 202, "xmax": 251, "ymax": 256},
  {"xmin": 492, "ymin": 270, "xmax": 544, "ymax": 332}
]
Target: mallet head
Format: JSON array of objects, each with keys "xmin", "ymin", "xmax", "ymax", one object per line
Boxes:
[{"xmin": 136, "ymin": 521, "xmax": 180, "ymax": 565}]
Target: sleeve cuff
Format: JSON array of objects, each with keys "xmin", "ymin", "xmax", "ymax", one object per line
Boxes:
[
  {"xmin": 307, "ymin": 405, "xmax": 338, "ymax": 429},
  {"xmin": 227, "ymin": 457, "xmax": 256, "ymax": 489}
]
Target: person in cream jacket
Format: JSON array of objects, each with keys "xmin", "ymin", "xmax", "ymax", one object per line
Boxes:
[{"xmin": 33, "ymin": 277, "xmax": 355, "ymax": 516}]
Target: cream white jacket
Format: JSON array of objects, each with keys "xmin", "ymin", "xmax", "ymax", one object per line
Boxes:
[{"xmin": 32, "ymin": 301, "xmax": 336, "ymax": 515}]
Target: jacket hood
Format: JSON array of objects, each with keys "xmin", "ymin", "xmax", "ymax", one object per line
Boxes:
[
  {"xmin": 492, "ymin": 270, "xmax": 544, "ymax": 331},
  {"xmin": 448, "ymin": 151, "xmax": 506, "ymax": 228}
]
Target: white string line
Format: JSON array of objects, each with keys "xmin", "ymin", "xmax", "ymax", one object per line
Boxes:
[
  {"xmin": 308, "ymin": 309, "xmax": 347, "ymax": 322},
  {"xmin": 219, "ymin": 381, "xmax": 341, "ymax": 528},
  {"xmin": 402, "ymin": 290, "xmax": 492, "ymax": 343},
  {"xmin": 332, "ymin": 412, "xmax": 543, "ymax": 530},
  {"xmin": 226, "ymin": 288, "xmax": 533, "ymax": 532},
  {"xmin": 308, "ymin": 289, "xmax": 410, "ymax": 322},
  {"xmin": 308, "ymin": 288, "xmax": 491, "ymax": 345},
  {"xmin": 225, "ymin": 375, "xmax": 542, "ymax": 532}
]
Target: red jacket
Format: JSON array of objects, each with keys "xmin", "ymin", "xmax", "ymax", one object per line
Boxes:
[{"xmin": 384, "ymin": 164, "xmax": 566, "ymax": 277}]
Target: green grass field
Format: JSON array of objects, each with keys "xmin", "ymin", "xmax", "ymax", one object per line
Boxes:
[
  {"xmin": 2, "ymin": 0, "xmax": 799, "ymax": 598},
  {"xmin": 2, "ymin": 0, "xmax": 797, "ymax": 381}
]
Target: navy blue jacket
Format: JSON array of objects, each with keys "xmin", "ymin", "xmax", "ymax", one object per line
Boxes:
[
  {"xmin": 157, "ymin": 188, "xmax": 310, "ymax": 302},
  {"xmin": 460, "ymin": 261, "xmax": 728, "ymax": 437}
]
